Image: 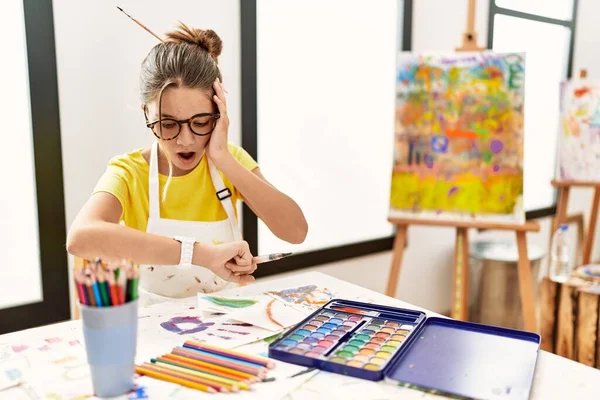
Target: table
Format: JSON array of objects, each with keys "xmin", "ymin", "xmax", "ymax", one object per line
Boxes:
[{"xmin": 1, "ymin": 272, "xmax": 599, "ymax": 399}]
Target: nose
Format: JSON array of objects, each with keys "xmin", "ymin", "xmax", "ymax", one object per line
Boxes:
[{"xmin": 176, "ymin": 122, "xmax": 195, "ymax": 146}]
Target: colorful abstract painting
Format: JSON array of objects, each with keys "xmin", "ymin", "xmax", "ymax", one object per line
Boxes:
[
  {"xmin": 558, "ymin": 79, "xmax": 600, "ymax": 181},
  {"xmin": 390, "ymin": 52, "xmax": 526, "ymax": 222}
]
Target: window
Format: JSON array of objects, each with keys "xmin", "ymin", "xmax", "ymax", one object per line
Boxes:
[
  {"xmin": 488, "ymin": 1, "xmax": 578, "ymax": 218},
  {"xmin": 242, "ymin": 0, "xmax": 413, "ymax": 276},
  {"xmin": 0, "ymin": 0, "xmax": 70, "ymax": 333}
]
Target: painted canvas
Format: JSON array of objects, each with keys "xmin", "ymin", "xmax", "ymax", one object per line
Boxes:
[
  {"xmin": 558, "ymin": 79, "xmax": 600, "ymax": 181},
  {"xmin": 390, "ymin": 52, "xmax": 526, "ymax": 222}
]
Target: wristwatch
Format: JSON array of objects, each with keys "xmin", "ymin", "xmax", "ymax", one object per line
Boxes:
[{"xmin": 173, "ymin": 236, "xmax": 196, "ymax": 269}]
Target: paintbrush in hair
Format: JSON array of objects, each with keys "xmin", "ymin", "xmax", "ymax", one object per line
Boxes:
[{"xmin": 116, "ymin": 6, "xmax": 164, "ymax": 43}]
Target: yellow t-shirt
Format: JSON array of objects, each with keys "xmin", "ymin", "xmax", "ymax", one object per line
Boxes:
[{"xmin": 93, "ymin": 144, "xmax": 258, "ymax": 232}]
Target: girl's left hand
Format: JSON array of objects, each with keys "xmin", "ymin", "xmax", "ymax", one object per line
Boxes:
[{"xmin": 207, "ymin": 78, "xmax": 230, "ymax": 165}]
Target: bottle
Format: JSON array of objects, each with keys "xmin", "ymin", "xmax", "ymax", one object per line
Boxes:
[{"xmin": 550, "ymin": 224, "xmax": 571, "ymax": 283}]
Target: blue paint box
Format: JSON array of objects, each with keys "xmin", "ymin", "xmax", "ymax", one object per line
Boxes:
[{"xmin": 269, "ymin": 299, "xmax": 540, "ymax": 400}]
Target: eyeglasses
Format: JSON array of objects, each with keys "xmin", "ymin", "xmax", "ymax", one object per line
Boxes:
[{"xmin": 145, "ymin": 113, "xmax": 220, "ymax": 140}]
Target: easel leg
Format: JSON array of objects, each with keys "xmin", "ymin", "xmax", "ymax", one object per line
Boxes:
[
  {"xmin": 553, "ymin": 187, "xmax": 571, "ymax": 232},
  {"xmin": 451, "ymin": 228, "xmax": 469, "ymax": 321},
  {"xmin": 385, "ymin": 225, "xmax": 408, "ymax": 297},
  {"xmin": 516, "ymin": 231, "xmax": 536, "ymax": 332},
  {"xmin": 583, "ymin": 187, "xmax": 600, "ymax": 265}
]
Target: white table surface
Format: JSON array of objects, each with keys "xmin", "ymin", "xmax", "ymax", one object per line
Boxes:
[{"xmin": 0, "ymin": 271, "xmax": 598, "ymax": 400}]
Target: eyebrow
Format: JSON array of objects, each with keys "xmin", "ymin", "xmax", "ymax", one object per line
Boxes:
[{"xmin": 159, "ymin": 112, "xmax": 214, "ymax": 119}]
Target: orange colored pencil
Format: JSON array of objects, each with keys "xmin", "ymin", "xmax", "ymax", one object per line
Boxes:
[
  {"xmin": 149, "ymin": 360, "xmax": 247, "ymax": 391},
  {"xmin": 159, "ymin": 355, "xmax": 254, "ymax": 383},
  {"xmin": 161, "ymin": 353, "xmax": 256, "ymax": 381},
  {"xmin": 141, "ymin": 363, "xmax": 235, "ymax": 392},
  {"xmin": 135, "ymin": 365, "xmax": 215, "ymax": 393}
]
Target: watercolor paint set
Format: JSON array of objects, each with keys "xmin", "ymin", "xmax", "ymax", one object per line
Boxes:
[{"xmin": 269, "ymin": 299, "xmax": 541, "ymax": 399}]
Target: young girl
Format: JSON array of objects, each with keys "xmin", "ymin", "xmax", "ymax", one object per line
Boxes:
[{"xmin": 67, "ymin": 23, "xmax": 308, "ymax": 305}]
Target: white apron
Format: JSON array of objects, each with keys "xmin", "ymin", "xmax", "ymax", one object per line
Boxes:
[{"xmin": 138, "ymin": 142, "xmax": 242, "ymax": 306}]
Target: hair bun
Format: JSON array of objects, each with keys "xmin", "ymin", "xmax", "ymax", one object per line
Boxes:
[{"xmin": 165, "ymin": 22, "xmax": 223, "ymax": 61}]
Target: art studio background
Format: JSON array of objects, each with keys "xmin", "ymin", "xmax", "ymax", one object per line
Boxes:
[{"xmin": 2, "ymin": 0, "xmax": 597, "ymax": 342}]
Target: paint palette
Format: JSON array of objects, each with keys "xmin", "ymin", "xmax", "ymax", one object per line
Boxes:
[
  {"xmin": 269, "ymin": 299, "xmax": 425, "ymax": 381},
  {"xmin": 269, "ymin": 299, "xmax": 541, "ymax": 399}
]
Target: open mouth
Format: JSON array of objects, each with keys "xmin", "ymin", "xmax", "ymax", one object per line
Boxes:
[{"xmin": 177, "ymin": 151, "xmax": 197, "ymax": 165}]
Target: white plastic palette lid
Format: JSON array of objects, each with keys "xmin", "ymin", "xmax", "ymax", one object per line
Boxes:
[{"xmin": 469, "ymin": 239, "xmax": 546, "ymax": 262}]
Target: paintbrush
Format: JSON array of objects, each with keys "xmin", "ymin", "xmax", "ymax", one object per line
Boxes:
[
  {"xmin": 116, "ymin": 6, "xmax": 164, "ymax": 43},
  {"xmin": 253, "ymin": 253, "xmax": 292, "ymax": 264}
]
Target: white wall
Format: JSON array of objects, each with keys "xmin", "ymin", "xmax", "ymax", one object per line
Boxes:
[{"xmin": 52, "ymin": 0, "xmax": 241, "ymax": 315}]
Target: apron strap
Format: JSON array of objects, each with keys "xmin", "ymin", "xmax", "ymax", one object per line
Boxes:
[
  {"xmin": 207, "ymin": 159, "xmax": 242, "ymax": 241},
  {"xmin": 148, "ymin": 142, "xmax": 161, "ymax": 220}
]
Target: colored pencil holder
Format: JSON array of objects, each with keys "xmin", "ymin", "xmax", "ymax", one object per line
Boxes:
[{"xmin": 80, "ymin": 300, "xmax": 139, "ymax": 397}]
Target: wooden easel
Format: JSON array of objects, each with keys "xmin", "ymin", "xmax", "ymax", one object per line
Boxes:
[
  {"xmin": 385, "ymin": 0, "xmax": 541, "ymax": 333},
  {"xmin": 385, "ymin": 219, "xmax": 540, "ymax": 332},
  {"xmin": 551, "ymin": 69, "xmax": 600, "ymax": 266},
  {"xmin": 552, "ymin": 181, "xmax": 600, "ymax": 265}
]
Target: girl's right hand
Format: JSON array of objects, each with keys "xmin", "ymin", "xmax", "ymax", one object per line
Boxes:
[{"xmin": 199, "ymin": 241, "xmax": 257, "ymax": 284}]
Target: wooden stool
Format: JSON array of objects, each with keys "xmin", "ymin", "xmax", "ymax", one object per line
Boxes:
[
  {"xmin": 540, "ymin": 276, "xmax": 600, "ymax": 368},
  {"xmin": 470, "ymin": 240, "xmax": 545, "ymax": 330}
]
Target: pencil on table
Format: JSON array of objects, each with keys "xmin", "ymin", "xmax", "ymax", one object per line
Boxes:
[
  {"xmin": 141, "ymin": 363, "xmax": 234, "ymax": 392},
  {"xmin": 135, "ymin": 365, "xmax": 216, "ymax": 393},
  {"xmin": 184, "ymin": 340, "xmax": 276, "ymax": 369},
  {"xmin": 172, "ymin": 347, "xmax": 266, "ymax": 377},
  {"xmin": 153, "ymin": 358, "xmax": 252, "ymax": 389},
  {"xmin": 161, "ymin": 353, "xmax": 257, "ymax": 382},
  {"xmin": 181, "ymin": 344, "xmax": 268, "ymax": 370},
  {"xmin": 150, "ymin": 359, "xmax": 248, "ymax": 391}
]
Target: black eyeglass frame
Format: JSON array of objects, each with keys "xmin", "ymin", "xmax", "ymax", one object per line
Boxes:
[{"xmin": 144, "ymin": 112, "xmax": 221, "ymax": 140}]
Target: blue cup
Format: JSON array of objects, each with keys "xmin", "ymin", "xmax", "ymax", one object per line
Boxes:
[{"xmin": 80, "ymin": 300, "xmax": 138, "ymax": 397}]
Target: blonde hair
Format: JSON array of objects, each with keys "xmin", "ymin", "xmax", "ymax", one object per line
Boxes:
[{"xmin": 140, "ymin": 22, "xmax": 223, "ymax": 200}]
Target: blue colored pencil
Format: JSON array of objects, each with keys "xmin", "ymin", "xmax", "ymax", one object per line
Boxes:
[
  {"xmin": 179, "ymin": 346, "xmax": 266, "ymax": 370},
  {"xmin": 91, "ymin": 276, "xmax": 103, "ymax": 307}
]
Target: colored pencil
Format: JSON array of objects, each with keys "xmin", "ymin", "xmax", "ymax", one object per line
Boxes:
[
  {"xmin": 85, "ymin": 276, "xmax": 96, "ymax": 307},
  {"xmin": 141, "ymin": 363, "xmax": 233, "ymax": 392},
  {"xmin": 116, "ymin": 267, "xmax": 126, "ymax": 304},
  {"xmin": 135, "ymin": 365, "xmax": 216, "ymax": 393},
  {"xmin": 76, "ymin": 281, "xmax": 86, "ymax": 305},
  {"xmin": 95, "ymin": 262, "xmax": 110, "ymax": 306},
  {"xmin": 161, "ymin": 353, "xmax": 258, "ymax": 382},
  {"xmin": 107, "ymin": 267, "xmax": 119, "ymax": 306},
  {"xmin": 150, "ymin": 359, "xmax": 249, "ymax": 391},
  {"xmin": 184, "ymin": 340, "xmax": 276, "ymax": 369},
  {"xmin": 172, "ymin": 347, "xmax": 265, "ymax": 376},
  {"xmin": 178, "ymin": 346, "xmax": 266, "ymax": 371},
  {"xmin": 125, "ymin": 263, "xmax": 133, "ymax": 302},
  {"xmin": 131, "ymin": 263, "xmax": 139, "ymax": 301},
  {"xmin": 181, "ymin": 344, "xmax": 267, "ymax": 370},
  {"xmin": 156, "ymin": 356, "xmax": 254, "ymax": 386},
  {"xmin": 90, "ymin": 275, "xmax": 103, "ymax": 307}
]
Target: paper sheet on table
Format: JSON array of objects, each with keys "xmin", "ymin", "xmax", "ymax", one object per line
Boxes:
[{"xmin": 197, "ymin": 293, "xmax": 307, "ymax": 331}]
